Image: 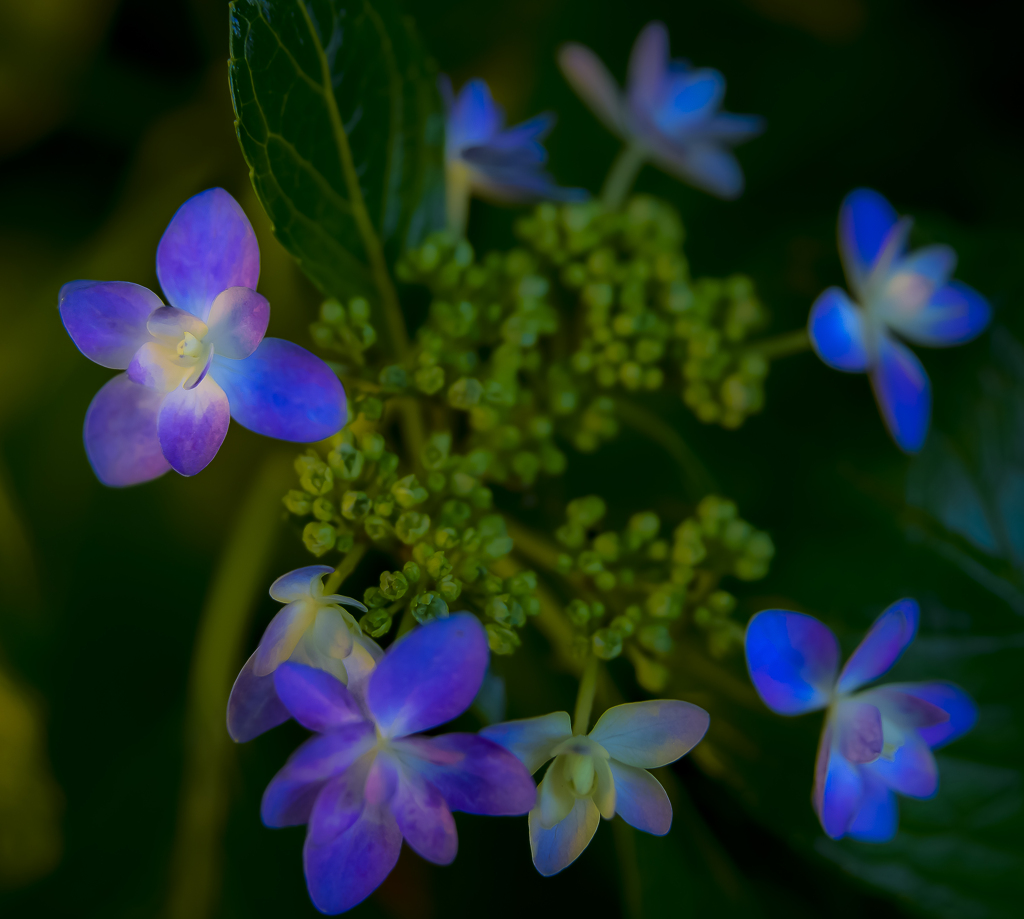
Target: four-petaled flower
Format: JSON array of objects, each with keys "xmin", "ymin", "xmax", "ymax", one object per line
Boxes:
[
  {"xmin": 227, "ymin": 565, "xmax": 376, "ymax": 743},
  {"xmin": 482, "ymin": 700, "xmax": 709, "ymax": 875},
  {"xmin": 745, "ymin": 598, "xmax": 977, "ymax": 841},
  {"xmin": 559, "ymin": 21, "xmax": 764, "ymax": 199},
  {"xmin": 259, "ymin": 614, "xmax": 536, "ymax": 914},
  {"xmin": 59, "ymin": 188, "xmax": 346, "ymax": 486},
  {"xmin": 441, "ymin": 76, "xmax": 585, "ymax": 234},
  {"xmin": 808, "ymin": 188, "xmax": 991, "ymax": 453}
]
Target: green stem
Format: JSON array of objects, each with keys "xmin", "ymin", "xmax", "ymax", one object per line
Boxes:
[
  {"xmin": 614, "ymin": 397, "xmax": 717, "ymax": 500},
  {"xmin": 613, "ymin": 818, "xmax": 643, "ymax": 919},
  {"xmin": 165, "ymin": 453, "xmax": 294, "ymax": 919},
  {"xmin": 602, "ymin": 142, "xmax": 647, "ymax": 210},
  {"xmin": 323, "ymin": 542, "xmax": 368, "ymax": 596},
  {"xmin": 573, "ymin": 654, "xmax": 600, "ymax": 735},
  {"xmin": 746, "ymin": 328, "xmax": 811, "ymax": 360},
  {"xmin": 504, "ymin": 519, "xmax": 564, "ymax": 573}
]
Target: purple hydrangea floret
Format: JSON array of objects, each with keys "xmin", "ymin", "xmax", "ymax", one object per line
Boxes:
[
  {"xmin": 745, "ymin": 598, "xmax": 977, "ymax": 842},
  {"xmin": 808, "ymin": 188, "xmax": 991, "ymax": 453},
  {"xmin": 441, "ymin": 76, "xmax": 585, "ymax": 231},
  {"xmin": 59, "ymin": 187, "xmax": 346, "ymax": 486},
  {"xmin": 259, "ymin": 614, "xmax": 536, "ymax": 914},
  {"xmin": 559, "ymin": 21, "xmax": 764, "ymax": 199}
]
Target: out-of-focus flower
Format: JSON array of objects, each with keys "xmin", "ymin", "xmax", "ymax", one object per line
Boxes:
[
  {"xmin": 559, "ymin": 21, "xmax": 764, "ymax": 200},
  {"xmin": 745, "ymin": 599, "xmax": 977, "ymax": 841},
  {"xmin": 482, "ymin": 700, "xmax": 709, "ymax": 875},
  {"xmin": 260, "ymin": 614, "xmax": 536, "ymax": 914},
  {"xmin": 808, "ymin": 188, "xmax": 991, "ymax": 453},
  {"xmin": 227, "ymin": 566, "xmax": 375, "ymax": 743},
  {"xmin": 441, "ymin": 76, "xmax": 585, "ymax": 234},
  {"xmin": 59, "ymin": 188, "xmax": 346, "ymax": 486}
]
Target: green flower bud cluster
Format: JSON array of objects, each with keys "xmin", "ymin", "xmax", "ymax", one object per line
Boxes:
[
  {"xmin": 552, "ymin": 494, "xmax": 773, "ymax": 690},
  {"xmin": 310, "ymin": 296, "xmax": 377, "ymax": 369},
  {"xmin": 396, "ymin": 232, "xmax": 569, "ymax": 488},
  {"xmin": 515, "ymin": 196, "xmax": 771, "ymax": 430},
  {"xmin": 285, "ymin": 424, "xmax": 542, "ymax": 651}
]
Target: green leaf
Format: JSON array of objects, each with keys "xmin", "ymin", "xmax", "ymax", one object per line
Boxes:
[{"xmin": 228, "ymin": 0, "xmax": 445, "ymax": 312}]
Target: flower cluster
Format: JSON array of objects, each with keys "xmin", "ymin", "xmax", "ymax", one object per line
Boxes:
[
  {"xmin": 553, "ymin": 493, "xmax": 774, "ymax": 689},
  {"xmin": 745, "ymin": 599, "xmax": 976, "ymax": 840}
]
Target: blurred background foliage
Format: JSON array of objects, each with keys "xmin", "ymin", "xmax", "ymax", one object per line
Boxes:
[{"xmin": 0, "ymin": 0, "xmax": 1022, "ymax": 917}]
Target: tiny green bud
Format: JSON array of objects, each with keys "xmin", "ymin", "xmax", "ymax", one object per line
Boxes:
[
  {"xmin": 567, "ymin": 495, "xmax": 606, "ymax": 527},
  {"xmin": 363, "ymin": 515, "xmax": 391, "ymax": 542},
  {"xmin": 340, "ymin": 491, "xmax": 371, "ymax": 521},
  {"xmin": 283, "ymin": 490, "xmax": 313, "ymax": 515},
  {"xmin": 708, "ymin": 591, "xmax": 737, "ymax": 615},
  {"xmin": 592, "ymin": 628, "xmax": 623, "ymax": 660},
  {"xmin": 328, "ymin": 443, "xmax": 364, "ymax": 481},
  {"xmin": 379, "ymin": 571, "xmax": 409, "ymax": 600},
  {"xmin": 395, "ymin": 512, "xmax": 431, "ymax": 544},
  {"xmin": 426, "ymin": 471, "xmax": 446, "ymax": 493},
  {"xmin": 402, "ymin": 561, "xmax": 421, "ymax": 583},
  {"xmin": 422, "ymin": 432, "xmax": 452, "ymax": 470},
  {"xmin": 302, "ymin": 521, "xmax": 335, "ymax": 556},
  {"xmin": 410, "ymin": 591, "xmax": 449, "ymax": 624},
  {"xmin": 566, "ymin": 599, "xmax": 590, "ymax": 626},
  {"xmin": 425, "ymin": 552, "xmax": 453, "ymax": 580},
  {"xmin": 594, "ymin": 570, "xmax": 617, "ymax": 591},
  {"xmin": 357, "ymin": 396, "xmax": 383, "ymax": 421},
  {"xmin": 359, "ymin": 431, "xmax": 385, "ymax": 460},
  {"xmin": 480, "ymin": 574, "xmax": 504, "ymax": 595},
  {"xmin": 647, "ymin": 590, "xmax": 682, "ymax": 620},
  {"xmin": 373, "ymin": 498, "xmax": 395, "ymax": 518},
  {"xmin": 610, "ymin": 615, "xmax": 635, "ymax": 637},
  {"xmin": 377, "ymin": 452, "xmax": 400, "ymax": 477},
  {"xmin": 312, "ymin": 497, "xmax": 335, "ymax": 522},
  {"xmin": 360, "ymin": 609, "xmax": 392, "ymax": 638},
  {"xmin": 320, "ymin": 298, "xmax": 346, "ymax": 324},
  {"xmin": 486, "ymin": 623, "xmax": 521, "ymax": 655},
  {"xmin": 362, "ymin": 586, "xmax": 389, "ymax": 609},
  {"xmin": 348, "ymin": 297, "xmax": 370, "ymax": 324},
  {"xmin": 379, "ymin": 365, "xmax": 408, "ymax": 391},
  {"xmin": 412, "ymin": 541, "xmax": 436, "ymax": 565},
  {"xmin": 506, "ymin": 571, "xmax": 537, "ymax": 595},
  {"xmin": 296, "ymin": 454, "xmax": 333, "ymax": 495},
  {"xmin": 414, "ymin": 365, "xmax": 445, "ymax": 395},
  {"xmin": 392, "ymin": 474, "xmax": 429, "ymax": 508},
  {"xmin": 628, "ymin": 511, "xmax": 660, "ymax": 542},
  {"xmin": 638, "ymin": 624, "xmax": 673, "ymax": 654},
  {"xmin": 593, "ymin": 532, "xmax": 619, "ymax": 561},
  {"xmin": 448, "ymin": 377, "xmax": 483, "ymax": 409},
  {"xmin": 437, "ymin": 575, "xmax": 462, "ymax": 602},
  {"xmin": 577, "ymin": 551, "xmax": 604, "ymax": 575}
]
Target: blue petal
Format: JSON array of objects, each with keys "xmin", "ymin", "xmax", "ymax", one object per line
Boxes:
[
  {"xmin": 59, "ymin": 280, "xmax": 163, "ymax": 370},
  {"xmin": 815, "ymin": 741, "xmax": 863, "ymax": 839},
  {"xmin": 867, "ymin": 734, "xmax": 938, "ymax": 799},
  {"xmin": 269, "ymin": 566, "xmax": 332, "ymax": 603},
  {"xmin": 528, "ymin": 796, "xmax": 601, "ymax": 877},
  {"xmin": 654, "ymin": 69, "xmax": 725, "ymax": 134},
  {"xmin": 648, "ymin": 142, "xmax": 744, "ymax": 199},
  {"xmin": 449, "ymin": 79, "xmax": 502, "ymax": 150},
  {"xmin": 273, "ymin": 663, "xmax": 365, "ymax": 732},
  {"xmin": 836, "ymin": 598, "xmax": 919, "ymax": 695},
  {"xmin": 887, "ymin": 280, "xmax": 992, "ymax": 347},
  {"xmin": 839, "ymin": 188, "xmax": 900, "ymax": 292},
  {"xmin": 367, "ymin": 613, "xmax": 488, "ymax": 738},
  {"xmin": 892, "ymin": 681, "xmax": 977, "ymax": 749},
  {"xmin": 847, "ymin": 770, "xmax": 898, "ymax": 843},
  {"xmin": 744, "ymin": 610, "xmax": 839, "ymax": 715},
  {"xmin": 870, "ymin": 332, "xmax": 931, "ymax": 453},
  {"xmin": 701, "ymin": 112, "xmax": 766, "ymax": 143},
  {"xmin": 808, "ymin": 287, "xmax": 869, "ymax": 372},
  {"xmin": 208, "ymin": 337, "xmax": 346, "ymax": 442},
  {"xmin": 83, "ymin": 373, "xmax": 171, "ymax": 487}
]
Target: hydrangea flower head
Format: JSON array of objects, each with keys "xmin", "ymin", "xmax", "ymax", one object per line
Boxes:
[
  {"xmin": 482, "ymin": 700, "xmax": 709, "ymax": 875},
  {"xmin": 808, "ymin": 188, "xmax": 992, "ymax": 453},
  {"xmin": 441, "ymin": 76, "xmax": 585, "ymax": 232},
  {"xmin": 59, "ymin": 188, "xmax": 346, "ymax": 485},
  {"xmin": 227, "ymin": 566, "xmax": 376, "ymax": 743},
  {"xmin": 745, "ymin": 598, "xmax": 977, "ymax": 841},
  {"xmin": 259, "ymin": 614, "xmax": 536, "ymax": 914},
  {"xmin": 559, "ymin": 21, "xmax": 764, "ymax": 199}
]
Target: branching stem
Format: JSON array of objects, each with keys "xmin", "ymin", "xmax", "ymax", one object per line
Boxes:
[
  {"xmin": 602, "ymin": 142, "xmax": 647, "ymax": 210},
  {"xmin": 746, "ymin": 328, "xmax": 811, "ymax": 360},
  {"xmin": 573, "ymin": 654, "xmax": 600, "ymax": 735},
  {"xmin": 323, "ymin": 542, "xmax": 368, "ymax": 596}
]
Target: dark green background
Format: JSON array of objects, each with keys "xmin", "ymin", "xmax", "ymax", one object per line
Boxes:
[{"xmin": 1, "ymin": 0, "xmax": 1021, "ymax": 916}]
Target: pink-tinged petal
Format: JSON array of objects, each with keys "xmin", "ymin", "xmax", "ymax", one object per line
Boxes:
[
  {"xmin": 479, "ymin": 711, "xmax": 572, "ymax": 773},
  {"xmin": 607, "ymin": 759, "xmax": 672, "ymax": 835},
  {"xmin": 156, "ymin": 374, "xmax": 230, "ymax": 476},
  {"xmin": 227, "ymin": 650, "xmax": 290, "ymax": 742},
  {"xmin": 862, "ymin": 686, "xmax": 949, "ymax": 731},
  {"xmin": 649, "ymin": 142, "xmax": 745, "ymax": 199},
  {"xmin": 156, "ymin": 187, "xmax": 259, "ymax": 320},
  {"xmin": 815, "ymin": 741, "xmax": 863, "ymax": 839},
  {"xmin": 208, "ymin": 338, "xmax": 345, "ymax": 442},
  {"xmin": 367, "ymin": 613, "xmax": 488, "ymax": 738},
  {"xmin": 83, "ymin": 372, "xmax": 171, "ymax": 487},
  {"xmin": 836, "ymin": 598, "xmax": 919, "ymax": 694},
  {"xmin": 205, "ymin": 287, "xmax": 269, "ymax": 359},
  {"xmin": 835, "ymin": 701, "xmax": 883, "ymax": 764},
  {"xmin": 252, "ymin": 600, "xmax": 316, "ymax": 676},
  {"xmin": 847, "ymin": 769, "xmax": 898, "ymax": 843},
  {"xmin": 744, "ymin": 610, "xmax": 839, "ymax": 715},
  {"xmin": 808, "ymin": 287, "xmax": 870, "ymax": 373},
  {"xmin": 627, "ymin": 21, "xmax": 669, "ymax": 115},
  {"xmin": 870, "ymin": 332, "xmax": 931, "ymax": 454},
  {"xmin": 303, "ymin": 802, "xmax": 401, "ymax": 915},
  {"xmin": 146, "ymin": 305, "xmax": 208, "ymax": 341},
  {"xmin": 393, "ymin": 733, "xmax": 537, "ymax": 815},
  {"xmin": 529, "ymin": 796, "xmax": 600, "ymax": 877},
  {"xmin": 261, "ymin": 725, "xmax": 375, "ymax": 827},
  {"xmin": 589, "ymin": 700, "xmax": 709, "ymax": 768},
  {"xmin": 59, "ymin": 280, "xmax": 163, "ymax": 369},
  {"xmin": 839, "ymin": 188, "xmax": 901, "ymax": 295},
  {"xmin": 868, "ymin": 734, "xmax": 938, "ymax": 798},
  {"xmin": 273, "ymin": 662, "xmax": 365, "ymax": 732},
  {"xmin": 269, "ymin": 566, "xmax": 331, "ymax": 603},
  {"xmin": 887, "ymin": 280, "xmax": 991, "ymax": 348},
  {"xmin": 127, "ymin": 341, "xmax": 192, "ymax": 392},
  {"xmin": 558, "ymin": 43, "xmax": 625, "ymax": 135},
  {"xmin": 391, "ymin": 761, "xmax": 458, "ymax": 865},
  {"xmin": 884, "ymin": 681, "xmax": 977, "ymax": 749}
]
